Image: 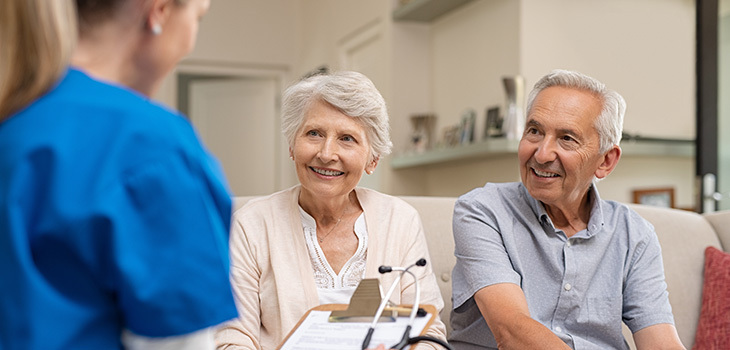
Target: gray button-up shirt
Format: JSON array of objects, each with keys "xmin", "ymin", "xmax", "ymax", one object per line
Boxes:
[{"xmin": 449, "ymin": 182, "xmax": 674, "ymax": 349}]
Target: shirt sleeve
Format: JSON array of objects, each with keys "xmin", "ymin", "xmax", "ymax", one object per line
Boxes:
[
  {"xmin": 621, "ymin": 222, "xmax": 675, "ymax": 332},
  {"xmin": 122, "ymin": 327, "xmax": 215, "ymax": 350},
  {"xmin": 451, "ymin": 193, "xmax": 522, "ymax": 309},
  {"xmin": 214, "ymin": 212, "xmax": 262, "ymax": 350},
  {"xmin": 105, "ymin": 152, "xmax": 237, "ymax": 337}
]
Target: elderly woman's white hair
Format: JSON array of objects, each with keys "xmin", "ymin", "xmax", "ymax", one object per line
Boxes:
[
  {"xmin": 526, "ymin": 69, "xmax": 626, "ymax": 154},
  {"xmin": 281, "ymin": 71, "xmax": 393, "ymax": 161}
]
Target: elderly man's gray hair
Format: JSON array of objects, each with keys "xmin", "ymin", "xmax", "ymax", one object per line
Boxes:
[{"xmin": 526, "ymin": 69, "xmax": 626, "ymax": 154}]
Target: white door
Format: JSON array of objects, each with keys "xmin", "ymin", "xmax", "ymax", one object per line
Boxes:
[{"xmin": 188, "ymin": 77, "xmax": 279, "ymax": 196}]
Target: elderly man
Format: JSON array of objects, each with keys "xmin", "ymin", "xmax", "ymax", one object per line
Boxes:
[{"xmin": 448, "ymin": 70, "xmax": 685, "ymax": 349}]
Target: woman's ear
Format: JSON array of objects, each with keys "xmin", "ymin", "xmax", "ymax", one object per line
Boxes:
[
  {"xmin": 145, "ymin": 0, "xmax": 174, "ymax": 35},
  {"xmin": 365, "ymin": 156, "xmax": 379, "ymax": 175}
]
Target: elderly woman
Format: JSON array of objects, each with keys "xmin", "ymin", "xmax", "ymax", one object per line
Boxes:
[
  {"xmin": 216, "ymin": 71, "xmax": 447, "ymax": 349},
  {"xmin": 0, "ymin": 0, "xmax": 236, "ymax": 348}
]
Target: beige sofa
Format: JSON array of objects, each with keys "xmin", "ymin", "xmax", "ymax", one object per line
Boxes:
[{"xmin": 232, "ymin": 196, "xmax": 730, "ymax": 348}]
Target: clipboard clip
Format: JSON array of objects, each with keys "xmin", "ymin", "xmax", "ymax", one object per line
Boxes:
[{"xmin": 328, "ymin": 278, "xmax": 396, "ymax": 323}]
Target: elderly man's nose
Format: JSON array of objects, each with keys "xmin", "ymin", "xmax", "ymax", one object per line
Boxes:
[{"xmin": 534, "ymin": 139, "xmax": 557, "ymax": 163}]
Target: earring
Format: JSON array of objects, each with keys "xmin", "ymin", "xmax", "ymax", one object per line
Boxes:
[
  {"xmin": 366, "ymin": 170, "xmax": 373, "ymax": 175},
  {"xmin": 151, "ymin": 23, "xmax": 162, "ymax": 35},
  {"xmin": 290, "ymin": 155, "xmax": 294, "ymax": 161}
]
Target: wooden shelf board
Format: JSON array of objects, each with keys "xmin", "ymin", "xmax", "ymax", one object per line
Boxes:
[
  {"xmin": 391, "ymin": 138, "xmax": 694, "ymax": 169},
  {"xmin": 393, "ymin": 0, "xmax": 476, "ymax": 22}
]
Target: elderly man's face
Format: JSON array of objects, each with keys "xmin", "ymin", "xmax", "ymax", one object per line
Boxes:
[{"xmin": 518, "ymin": 86, "xmax": 606, "ymax": 208}]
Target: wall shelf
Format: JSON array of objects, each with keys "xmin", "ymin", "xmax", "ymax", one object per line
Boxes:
[
  {"xmin": 390, "ymin": 138, "xmax": 695, "ymax": 169},
  {"xmin": 393, "ymin": 0, "xmax": 476, "ymax": 22}
]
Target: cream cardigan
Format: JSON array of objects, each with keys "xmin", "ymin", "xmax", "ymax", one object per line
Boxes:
[{"xmin": 216, "ymin": 186, "xmax": 447, "ymax": 349}]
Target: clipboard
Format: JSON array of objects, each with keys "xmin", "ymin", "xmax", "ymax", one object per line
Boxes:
[{"xmin": 276, "ymin": 304, "xmax": 438, "ymax": 350}]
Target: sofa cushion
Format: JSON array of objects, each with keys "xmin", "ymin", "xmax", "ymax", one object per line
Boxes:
[
  {"xmin": 702, "ymin": 211, "xmax": 730, "ymax": 251},
  {"xmin": 400, "ymin": 196, "xmax": 457, "ymax": 334},
  {"xmin": 692, "ymin": 247, "xmax": 730, "ymax": 350}
]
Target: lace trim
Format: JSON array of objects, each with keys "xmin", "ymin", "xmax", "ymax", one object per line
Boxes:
[{"xmin": 300, "ymin": 206, "xmax": 367, "ymax": 289}]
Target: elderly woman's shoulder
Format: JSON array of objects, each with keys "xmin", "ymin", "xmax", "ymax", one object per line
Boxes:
[
  {"xmin": 355, "ymin": 187, "xmax": 417, "ymax": 213},
  {"xmin": 233, "ymin": 186, "xmax": 299, "ymax": 218}
]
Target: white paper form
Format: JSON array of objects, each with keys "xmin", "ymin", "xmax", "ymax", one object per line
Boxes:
[{"xmin": 279, "ymin": 310, "xmax": 432, "ymax": 350}]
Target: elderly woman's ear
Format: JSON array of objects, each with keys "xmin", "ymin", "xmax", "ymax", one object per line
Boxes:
[{"xmin": 365, "ymin": 156, "xmax": 379, "ymax": 175}]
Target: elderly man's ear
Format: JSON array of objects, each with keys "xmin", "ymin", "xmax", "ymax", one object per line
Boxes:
[{"xmin": 595, "ymin": 146, "xmax": 622, "ymax": 180}]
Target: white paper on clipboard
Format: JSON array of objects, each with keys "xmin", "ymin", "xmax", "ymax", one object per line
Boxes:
[{"xmin": 279, "ymin": 310, "xmax": 432, "ymax": 350}]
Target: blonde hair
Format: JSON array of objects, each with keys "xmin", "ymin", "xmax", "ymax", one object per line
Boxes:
[{"xmin": 0, "ymin": 0, "xmax": 77, "ymax": 120}]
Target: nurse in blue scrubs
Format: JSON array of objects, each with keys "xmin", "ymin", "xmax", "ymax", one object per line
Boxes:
[{"xmin": 0, "ymin": 0, "xmax": 238, "ymax": 349}]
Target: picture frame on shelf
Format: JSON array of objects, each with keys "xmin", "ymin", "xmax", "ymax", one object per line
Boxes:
[
  {"xmin": 442, "ymin": 125, "xmax": 460, "ymax": 147},
  {"xmin": 484, "ymin": 106, "xmax": 503, "ymax": 139},
  {"xmin": 632, "ymin": 187, "xmax": 675, "ymax": 208},
  {"xmin": 460, "ymin": 109, "xmax": 476, "ymax": 145}
]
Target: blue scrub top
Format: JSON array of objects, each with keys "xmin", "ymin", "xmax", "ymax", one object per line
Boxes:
[{"xmin": 0, "ymin": 68, "xmax": 238, "ymax": 349}]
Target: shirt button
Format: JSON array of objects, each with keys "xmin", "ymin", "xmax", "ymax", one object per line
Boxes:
[
  {"xmin": 564, "ymin": 283, "xmax": 572, "ymax": 291},
  {"xmin": 566, "ymin": 240, "xmax": 572, "ymax": 247},
  {"xmin": 555, "ymin": 326, "xmax": 563, "ymax": 333}
]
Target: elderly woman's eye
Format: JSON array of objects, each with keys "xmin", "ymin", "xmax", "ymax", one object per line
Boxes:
[
  {"xmin": 306, "ymin": 130, "xmax": 319, "ymax": 137},
  {"xmin": 342, "ymin": 135, "xmax": 355, "ymax": 142}
]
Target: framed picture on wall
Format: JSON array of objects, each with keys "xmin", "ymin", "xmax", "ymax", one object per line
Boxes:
[{"xmin": 632, "ymin": 187, "xmax": 675, "ymax": 208}]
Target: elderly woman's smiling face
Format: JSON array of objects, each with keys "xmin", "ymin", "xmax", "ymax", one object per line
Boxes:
[{"xmin": 291, "ymin": 99, "xmax": 378, "ymax": 200}]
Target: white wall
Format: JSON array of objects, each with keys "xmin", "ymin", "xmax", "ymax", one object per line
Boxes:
[
  {"xmin": 190, "ymin": 0, "xmax": 301, "ymax": 67},
  {"xmin": 393, "ymin": 0, "xmax": 696, "ymax": 208},
  {"xmin": 155, "ymin": 0, "xmax": 698, "ymax": 207},
  {"xmin": 520, "ymin": 0, "xmax": 695, "ymax": 139},
  {"xmin": 155, "ymin": 0, "xmax": 303, "ymax": 192},
  {"xmin": 296, "ymin": 0, "xmax": 390, "ymax": 77},
  {"xmin": 430, "ymin": 0, "xmax": 521, "ymax": 137}
]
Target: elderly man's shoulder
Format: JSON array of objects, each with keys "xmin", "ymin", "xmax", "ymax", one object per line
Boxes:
[
  {"xmin": 602, "ymin": 198, "xmax": 650, "ymax": 220},
  {"xmin": 600, "ymin": 198, "xmax": 657, "ymax": 234},
  {"xmin": 457, "ymin": 182, "xmax": 523, "ymax": 204}
]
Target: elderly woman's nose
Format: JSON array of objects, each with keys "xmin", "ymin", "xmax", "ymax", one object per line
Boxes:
[{"xmin": 317, "ymin": 138, "xmax": 339, "ymax": 161}]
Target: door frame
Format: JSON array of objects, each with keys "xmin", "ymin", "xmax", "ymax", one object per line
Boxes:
[
  {"xmin": 170, "ymin": 60, "xmax": 293, "ymax": 192},
  {"xmin": 697, "ymin": 0, "xmax": 719, "ymax": 212}
]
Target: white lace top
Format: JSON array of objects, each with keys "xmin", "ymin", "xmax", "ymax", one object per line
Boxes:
[{"xmin": 299, "ymin": 206, "xmax": 368, "ymax": 304}]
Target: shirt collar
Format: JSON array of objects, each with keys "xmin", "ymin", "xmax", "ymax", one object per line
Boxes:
[{"xmin": 523, "ymin": 183, "xmax": 605, "ymax": 238}]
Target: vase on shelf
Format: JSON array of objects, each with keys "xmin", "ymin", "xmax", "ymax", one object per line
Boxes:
[{"xmin": 502, "ymin": 76, "xmax": 525, "ymax": 140}]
